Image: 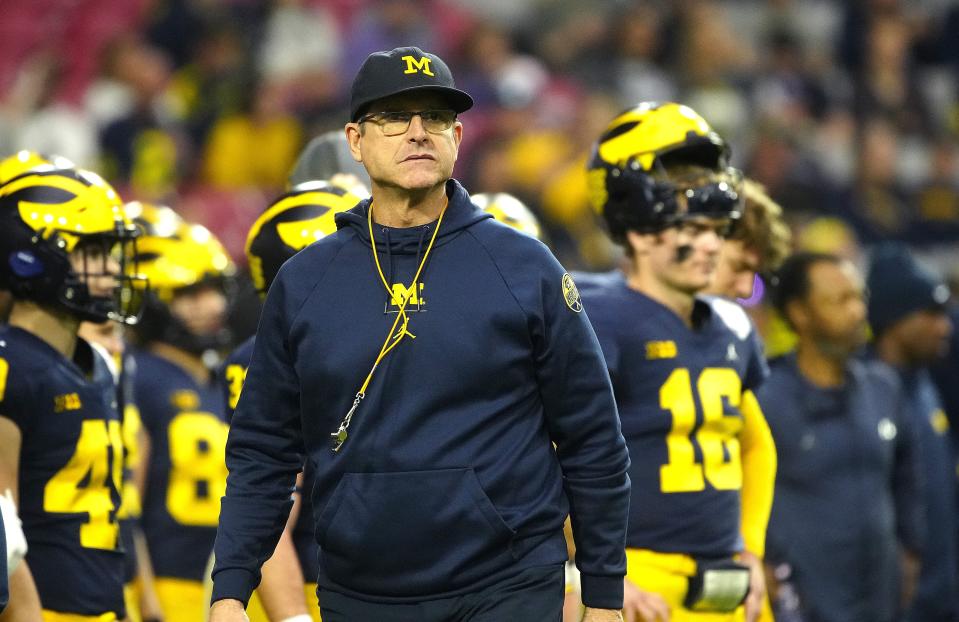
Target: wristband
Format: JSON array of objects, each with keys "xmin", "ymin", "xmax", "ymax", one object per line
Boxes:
[
  {"xmin": 1, "ymin": 488, "xmax": 27, "ymax": 576},
  {"xmin": 279, "ymin": 615, "xmax": 313, "ymax": 622}
]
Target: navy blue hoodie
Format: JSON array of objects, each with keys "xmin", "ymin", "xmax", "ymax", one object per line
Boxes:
[{"xmin": 211, "ymin": 180, "xmax": 630, "ymax": 608}]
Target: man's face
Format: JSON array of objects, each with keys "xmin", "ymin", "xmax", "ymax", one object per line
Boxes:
[
  {"xmin": 795, "ymin": 261, "xmax": 868, "ymax": 357},
  {"xmin": 710, "ymin": 239, "xmax": 761, "ymax": 299},
  {"xmin": 887, "ymin": 308, "xmax": 953, "ymax": 365},
  {"xmin": 79, "ymin": 320, "xmax": 124, "ymax": 358},
  {"xmin": 170, "ymin": 284, "xmax": 227, "ymax": 337},
  {"xmin": 69, "ymin": 239, "xmax": 120, "ymax": 299},
  {"xmin": 635, "ymin": 217, "xmax": 729, "ymax": 295},
  {"xmin": 345, "ymin": 92, "xmax": 462, "ymax": 193}
]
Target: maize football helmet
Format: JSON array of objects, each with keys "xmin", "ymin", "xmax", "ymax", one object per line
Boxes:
[
  {"xmin": 472, "ymin": 192, "xmax": 543, "ymax": 241},
  {"xmin": 587, "ymin": 102, "xmax": 742, "ymax": 242},
  {"xmin": 0, "ymin": 167, "xmax": 142, "ymax": 323},
  {"xmin": 0, "ymin": 150, "xmax": 76, "ymax": 186},
  {"xmin": 127, "ymin": 202, "xmax": 236, "ymax": 355},
  {"xmin": 246, "ymin": 180, "xmax": 363, "ymax": 296}
]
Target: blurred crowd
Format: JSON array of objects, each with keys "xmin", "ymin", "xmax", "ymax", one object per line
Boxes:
[{"xmin": 0, "ymin": 0, "xmax": 956, "ymax": 282}]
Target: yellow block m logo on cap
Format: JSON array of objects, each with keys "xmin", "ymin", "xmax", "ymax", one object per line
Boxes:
[{"xmin": 402, "ymin": 55, "xmax": 434, "ymax": 76}]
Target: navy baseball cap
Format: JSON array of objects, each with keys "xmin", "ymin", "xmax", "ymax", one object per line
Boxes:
[{"xmin": 349, "ymin": 46, "xmax": 473, "ymax": 122}]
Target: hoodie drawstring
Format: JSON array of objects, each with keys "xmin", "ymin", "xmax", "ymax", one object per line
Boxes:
[{"xmin": 330, "ymin": 198, "xmax": 448, "ymax": 452}]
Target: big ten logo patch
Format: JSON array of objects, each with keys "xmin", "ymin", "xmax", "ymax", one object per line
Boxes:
[
  {"xmin": 54, "ymin": 392, "xmax": 83, "ymax": 412},
  {"xmin": 402, "ymin": 55, "xmax": 434, "ymax": 76},
  {"xmin": 645, "ymin": 341, "xmax": 678, "ymax": 360},
  {"xmin": 171, "ymin": 389, "xmax": 201, "ymax": 411},
  {"xmin": 386, "ymin": 282, "xmax": 426, "ymax": 313}
]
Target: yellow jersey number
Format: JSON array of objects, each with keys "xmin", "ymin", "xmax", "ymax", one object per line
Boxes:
[
  {"xmin": 44, "ymin": 419, "xmax": 124, "ymax": 549},
  {"xmin": 659, "ymin": 367, "xmax": 743, "ymax": 493},
  {"xmin": 166, "ymin": 412, "xmax": 228, "ymax": 526},
  {"xmin": 225, "ymin": 364, "xmax": 247, "ymax": 410},
  {"xmin": 0, "ymin": 357, "xmax": 8, "ymax": 401},
  {"xmin": 117, "ymin": 403, "xmax": 143, "ymax": 520}
]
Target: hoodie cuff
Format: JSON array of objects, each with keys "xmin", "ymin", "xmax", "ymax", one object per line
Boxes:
[
  {"xmin": 210, "ymin": 568, "xmax": 257, "ymax": 607},
  {"xmin": 580, "ymin": 573, "xmax": 624, "ymax": 610}
]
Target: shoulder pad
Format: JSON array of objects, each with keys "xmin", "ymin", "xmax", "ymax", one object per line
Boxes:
[{"xmin": 705, "ymin": 296, "xmax": 753, "ymax": 341}]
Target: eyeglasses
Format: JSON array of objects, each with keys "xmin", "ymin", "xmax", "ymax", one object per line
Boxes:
[{"xmin": 357, "ymin": 109, "xmax": 457, "ymax": 136}]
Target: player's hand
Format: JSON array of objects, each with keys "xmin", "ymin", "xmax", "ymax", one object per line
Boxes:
[
  {"xmin": 622, "ymin": 578, "xmax": 670, "ymax": 622},
  {"xmin": 582, "ymin": 607, "xmax": 624, "ymax": 621},
  {"xmin": 739, "ymin": 550, "xmax": 766, "ymax": 622},
  {"xmin": 209, "ymin": 599, "xmax": 250, "ymax": 622}
]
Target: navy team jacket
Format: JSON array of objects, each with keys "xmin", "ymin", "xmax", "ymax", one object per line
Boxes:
[{"xmin": 211, "ymin": 180, "xmax": 630, "ymax": 608}]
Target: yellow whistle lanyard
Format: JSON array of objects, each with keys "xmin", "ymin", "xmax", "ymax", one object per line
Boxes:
[{"xmin": 330, "ymin": 198, "xmax": 448, "ymax": 452}]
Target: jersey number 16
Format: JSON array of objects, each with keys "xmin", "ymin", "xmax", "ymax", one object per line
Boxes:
[{"xmin": 660, "ymin": 367, "xmax": 743, "ymax": 493}]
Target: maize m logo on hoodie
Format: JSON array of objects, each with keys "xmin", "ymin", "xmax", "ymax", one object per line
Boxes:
[{"xmin": 385, "ymin": 282, "xmax": 426, "ymax": 313}]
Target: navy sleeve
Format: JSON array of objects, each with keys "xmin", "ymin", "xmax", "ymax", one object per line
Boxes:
[
  {"xmin": 529, "ymin": 266, "xmax": 631, "ymax": 609},
  {"xmin": 211, "ymin": 275, "xmax": 305, "ymax": 605}
]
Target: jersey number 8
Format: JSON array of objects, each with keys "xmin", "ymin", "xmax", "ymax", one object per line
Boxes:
[{"xmin": 166, "ymin": 412, "xmax": 228, "ymax": 526}]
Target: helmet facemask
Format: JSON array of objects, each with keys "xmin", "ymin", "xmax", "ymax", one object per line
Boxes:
[{"xmin": 64, "ymin": 225, "xmax": 146, "ymax": 324}]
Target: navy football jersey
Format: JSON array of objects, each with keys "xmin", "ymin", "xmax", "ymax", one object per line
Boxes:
[
  {"xmin": 221, "ymin": 336, "xmax": 319, "ymax": 581},
  {"xmin": 133, "ymin": 349, "xmax": 228, "ymax": 582},
  {"xmin": 580, "ymin": 275, "xmax": 768, "ymax": 556},
  {"xmin": 0, "ymin": 325, "xmax": 125, "ymax": 616}
]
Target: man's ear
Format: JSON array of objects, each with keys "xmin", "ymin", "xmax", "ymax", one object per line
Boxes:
[
  {"xmin": 625, "ymin": 230, "xmax": 653, "ymax": 257},
  {"xmin": 785, "ymin": 299, "xmax": 808, "ymax": 333},
  {"xmin": 345, "ymin": 124, "xmax": 363, "ymax": 163},
  {"xmin": 452, "ymin": 120, "xmax": 463, "ymax": 147}
]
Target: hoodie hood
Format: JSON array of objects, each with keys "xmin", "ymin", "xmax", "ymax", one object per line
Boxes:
[{"xmin": 334, "ymin": 179, "xmax": 491, "ymax": 255}]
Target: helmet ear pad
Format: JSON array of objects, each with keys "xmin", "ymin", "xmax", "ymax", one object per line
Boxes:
[{"xmin": 1, "ymin": 229, "xmax": 72, "ymax": 306}]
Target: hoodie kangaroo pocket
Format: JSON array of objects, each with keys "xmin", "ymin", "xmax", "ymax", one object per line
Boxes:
[{"xmin": 315, "ymin": 468, "xmax": 516, "ymax": 597}]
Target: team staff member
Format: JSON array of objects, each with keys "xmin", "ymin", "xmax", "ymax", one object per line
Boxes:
[
  {"xmin": 0, "ymin": 167, "xmax": 142, "ymax": 620},
  {"xmin": 210, "ymin": 46, "xmax": 630, "ymax": 622},
  {"xmin": 867, "ymin": 245, "xmax": 958, "ymax": 622},
  {"xmin": 582, "ymin": 102, "xmax": 775, "ymax": 622},
  {"xmin": 759, "ymin": 252, "xmax": 924, "ymax": 622},
  {"xmin": 127, "ymin": 203, "xmax": 234, "ymax": 622}
]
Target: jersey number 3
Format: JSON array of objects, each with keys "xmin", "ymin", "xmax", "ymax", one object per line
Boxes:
[{"xmin": 660, "ymin": 367, "xmax": 743, "ymax": 493}]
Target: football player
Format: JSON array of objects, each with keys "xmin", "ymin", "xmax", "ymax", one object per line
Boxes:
[
  {"xmin": 224, "ymin": 181, "xmax": 364, "ymax": 622},
  {"xmin": 77, "ymin": 319, "xmax": 163, "ymax": 622},
  {"xmin": 0, "ymin": 166, "xmax": 141, "ymax": 620},
  {"xmin": 581, "ymin": 102, "xmax": 776, "ymax": 622},
  {"xmin": 704, "ymin": 179, "xmax": 791, "ymax": 302},
  {"xmin": 126, "ymin": 203, "xmax": 234, "ymax": 622}
]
